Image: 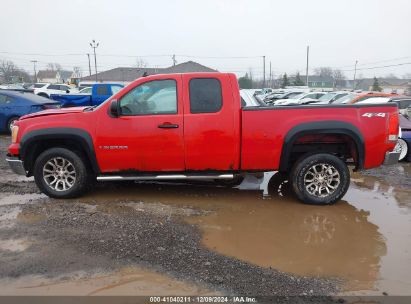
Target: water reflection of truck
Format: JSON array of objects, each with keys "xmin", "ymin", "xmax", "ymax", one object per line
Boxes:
[{"xmin": 50, "ymin": 83, "xmax": 124, "ymax": 107}]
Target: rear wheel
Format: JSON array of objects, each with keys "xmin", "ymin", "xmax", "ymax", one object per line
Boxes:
[
  {"xmin": 33, "ymin": 147, "xmax": 90, "ymax": 198},
  {"xmin": 394, "ymin": 138, "xmax": 408, "ymax": 161},
  {"xmin": 290, "ymin": 153, "xmax": 350, "ymax": 205}
]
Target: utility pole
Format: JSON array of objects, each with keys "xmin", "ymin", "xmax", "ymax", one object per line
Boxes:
[
  {"xmin": 305, "ymin": 46, "xmax": 309, "ymax": 87},
  {"xmin": 90, "ymin": 40, "xmax": 99, "ymax": 82},
  {"xmin": 172, "ymin": 54, "xmax": 177, "ymax": 66},
  {"xmin": 262, "ymin": 56, "xmax": 266, "ymax": 88},
  {"xmin": 87, "ymin": 53, "xmax": 92, "ymax": 76},
  {"xmin": 269, "ymin": 61, "xmax": 272, "ymax": 88},
  {"xmin": 30, "ymin": 60, "xmax": 37, "ymax": 83},
  {"xmin": 353, "ymin": 60, "xmax": 358, "ymax": 90}
]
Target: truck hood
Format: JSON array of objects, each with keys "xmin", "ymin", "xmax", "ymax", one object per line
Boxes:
[{"xmin": 20, "ymin": 106, "xmax": 87, "ymax": 120}]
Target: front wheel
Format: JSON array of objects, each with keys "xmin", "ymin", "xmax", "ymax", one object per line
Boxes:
[
  {"xmin": 290, "ymin": 153, "xmax": 350, "ymax": 205},
  {"xmin": 33, "ymin": 147, "xmax": 90, "ymax": 198}
]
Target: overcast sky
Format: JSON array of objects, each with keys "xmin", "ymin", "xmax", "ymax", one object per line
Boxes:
[{"xmin": 1, "ymin": 0, "xmax": 411, "ymax": 79}]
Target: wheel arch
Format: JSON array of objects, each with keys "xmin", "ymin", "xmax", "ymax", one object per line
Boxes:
[
  {"xmin": 279, "ymin": 121, "xmax": 365, "ymax": 172},
  {"xmin": 20, "ymin": 128, "xmax": 100, "ymax": 176}
]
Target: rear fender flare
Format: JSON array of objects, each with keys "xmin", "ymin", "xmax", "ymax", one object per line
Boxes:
[{"xmin": 279, "ymin": 121, "xmax": 365, "ymax": 172}]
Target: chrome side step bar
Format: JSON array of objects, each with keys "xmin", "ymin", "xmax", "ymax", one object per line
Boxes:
[{"xmin": 96, "ymin": 174, "xmax": 234, "ymax": 181}]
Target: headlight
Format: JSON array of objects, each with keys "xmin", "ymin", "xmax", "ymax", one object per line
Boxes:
[{"xmin": 11, "ymin": 125, "xmax": 19, "ymax": 143}]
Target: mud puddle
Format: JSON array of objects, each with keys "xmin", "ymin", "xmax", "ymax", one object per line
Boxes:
[
  {"xmin": 0, "ymin": 266, "xmax": 213, "ymax": 296},
  {"xmin": 75, "ymin": 167, "xmax": 411, "ymax": 295}
]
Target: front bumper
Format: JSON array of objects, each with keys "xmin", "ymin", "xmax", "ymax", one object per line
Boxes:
[
  {"xmin": 383, "ymin": 151, "xmax": 401, "ymax": 165},
  {"xmin": 6, "ymin": 156, "xmax": 27, "ymax": 175}
]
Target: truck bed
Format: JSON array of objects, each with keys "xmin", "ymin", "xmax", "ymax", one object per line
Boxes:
[{"xmin": 240, "ymin": 103, "xmax": 398, "ymax": 171}]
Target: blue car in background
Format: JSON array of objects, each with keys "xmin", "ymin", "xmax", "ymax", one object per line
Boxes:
[
  {"xmin": 0, "ymin": 90, "xmax": 60, "ymax": 133},
  {"xmin": 398, "ymin": 114, "xmax": 411, "ymax": 162}
]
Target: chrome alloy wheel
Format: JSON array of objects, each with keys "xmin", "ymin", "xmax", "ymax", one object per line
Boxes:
[
  {"xmin": 304, "ymin": 163, "xmax": 340, "ymax": 197},
  {"xmin": 394, "ymin": 138, "xmax": 408, "ymax": 161},
  {"xmin": 43, "ymin": 157, "xmax": 76, "ymax": 191}
]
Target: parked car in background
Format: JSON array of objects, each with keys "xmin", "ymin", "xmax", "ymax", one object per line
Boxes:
[
  {"xmin": 332, "ymin": 92, "xmax": 359, "ymax": 104},
  {"xmin": 78, "ymin": 85, "xmax": 92, "ymax": 91},
  {"xmin": 240, "ymin": 89, "xmax": 266, "ymax": 107},
  {"xmin": 0, "ymin": 90, "xmax": 60, "ymax": 133},
  {"xmin": 302, "ymin": 91, "xmax": 349, "ymax": 105},
  {"xmin": 389, "ymin": 96, "xmax": 411, "ymax": 112},
  {"xmin": 78, "ymin": 87, "xmax": 92, "ymax": 94},
  {"xmin": 274, "ymin": 92, "xmax": 327, "ymax": 105},
  {"xmin": 264, "ymin": 91, "xmax": 304, "ymax": 104},
  {"xmin": 396, "ymin": 116, "xmax": 411, "ymax": 161},
  {"xmin": 0, "ymin": 83, "xmax": 34, "ymax": 93},
  {"xmin": 347, "ymin": 92, "xmax": 397, "ymax": 104},
  {"xmin": 34, "ymin": 83, "xmax": 77, "ymax": 98},
  {"xmin": 50, "ymin": 83, "xmax": 124, "ymax": 107}
]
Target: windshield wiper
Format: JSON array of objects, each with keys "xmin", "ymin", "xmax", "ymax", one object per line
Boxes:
[{"xmin": 83, "ymin": 106, "xmax": 96, "ymax": 112}]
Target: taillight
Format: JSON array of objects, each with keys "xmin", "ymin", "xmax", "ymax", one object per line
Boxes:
[{"xmin": 388, "ymin": 112, "xmax": 399, "ymax": 142}]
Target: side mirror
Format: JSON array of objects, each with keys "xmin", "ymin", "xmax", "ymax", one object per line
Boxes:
[{"xmin": 109, "ymin": 99, "xmax": 119, "ymax": 117}]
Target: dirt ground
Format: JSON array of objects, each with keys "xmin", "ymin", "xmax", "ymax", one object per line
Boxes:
[{"xmin": 0, "ymin": 134, "xmax": 410, "ymax": 301}]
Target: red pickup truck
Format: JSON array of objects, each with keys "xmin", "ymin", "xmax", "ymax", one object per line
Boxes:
[{"xmin": 7, "ymin": 73, "xmax": 400, "ymax": 205}]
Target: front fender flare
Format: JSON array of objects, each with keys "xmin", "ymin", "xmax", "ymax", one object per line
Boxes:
[{"xmin": 20, "ymin": 127, "xmax": 99, "ymax": 175}]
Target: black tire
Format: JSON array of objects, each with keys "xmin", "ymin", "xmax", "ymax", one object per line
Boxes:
[
  {"xmin": 267, "ymin": 172, "xmax": 294, "ymax": 198},
  {"xmin": 7, "ymin": 116, "xmax": 19, "ymax": 133},
  {"xmin": 33, "ymin": 147, "xmax": 91, "ymax": 198},
  {"xmin": 290, "ymin": 153, "xmax": 350, "ymax": 205}
]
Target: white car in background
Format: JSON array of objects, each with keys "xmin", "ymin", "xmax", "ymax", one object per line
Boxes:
[
  {"xmin": 354, "ymin": 97, "xmax": 391, "ymax": 104},
  {"xmin": 302, "ymin": 91, "xmax": 349, "ymax": 105},
  {"xmin": 34, "ymin": 83, "xmax": 78, "ymax": 98},
  {"xmin": 274, "ymin": 92, "xmax": 327, "ymax": 105},
  {"xmin": 240, "ymin": 89, "xmax": 266, "ymax": 107}
]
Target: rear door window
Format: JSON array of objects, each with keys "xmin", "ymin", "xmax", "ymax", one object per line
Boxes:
[
  {"xmin": 96, "ymin": 85, "xmax": 109, "ymax": 95},
  {"xmin": 189, "ymin": 78, "xmax": 222, "ymax": 113},
  {"xmin": 48, "ymin": 84, "xmax": 60, "ymax": 90}
]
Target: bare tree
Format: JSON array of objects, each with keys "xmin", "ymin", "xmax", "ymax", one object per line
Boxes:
[
  {"xmin": 0, "ymin": 60, "xmax": 17, "ymax": 82},
  {"xmin": 0, "ymin": 60, "xmax": 30, "ymax": 83},
  {"xmin": 314, "ymin": 67, "xmax": 333, "ymax": 78},
  {"xmin": 333, "ymin": 69, "xmax": 346, "ymax": 88},
  {"xmin": 135, "ymin": 58, "xmax": 148, "ymax": 68},
  {"xmin": 46, "ymin": 63, "xmax": 62, "ymax": 71}
]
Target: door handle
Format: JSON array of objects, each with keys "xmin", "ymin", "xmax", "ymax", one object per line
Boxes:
[{"xmin": 158, "ymin": 123, "xmax": 179, "ymax": 129}]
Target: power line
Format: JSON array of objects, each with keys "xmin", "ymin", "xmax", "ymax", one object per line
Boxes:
[
  {"xmin": 341, "ymin": 61, "xmax": 411, "ymax": 72},
  {"xmin": 333, "ymin": 56, "xmax": 411, "ymax": 69}
]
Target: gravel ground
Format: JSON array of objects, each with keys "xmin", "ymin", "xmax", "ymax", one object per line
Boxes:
[{"xmin": 0, "ymin": 198, "xmax": 340, "ymax": 298}]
